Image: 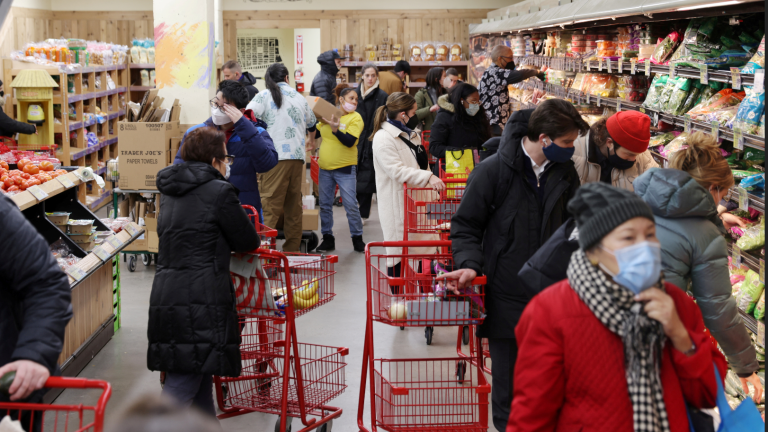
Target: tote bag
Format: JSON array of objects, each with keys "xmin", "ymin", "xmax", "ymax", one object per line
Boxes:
[
  {"xmin": 689, "ymin": 364, "xmax": 763, "ymax": 432},
  {"xmin": 445, "ymin": 149, "xmax": 474, "ymax": 199}
]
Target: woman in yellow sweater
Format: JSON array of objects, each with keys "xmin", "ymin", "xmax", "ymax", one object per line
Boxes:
[{"xmin": 315, "ymin": 87, "xmax": 366, "ymax": 253}]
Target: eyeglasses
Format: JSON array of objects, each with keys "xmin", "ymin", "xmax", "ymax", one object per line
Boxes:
[
  {"xmin": 210, "ymin": 98, "xmax": 226, "ymax": 113},
  {"xmin": 222, "ymin": 155, "xmax": 236, "ymax": 166}
]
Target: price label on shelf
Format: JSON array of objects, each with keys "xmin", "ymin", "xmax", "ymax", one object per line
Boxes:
[
  {"xmin": 639, "ymin": 107, "xmax": 646, "ymax": 114},
  {"xmin": 760, "ymin": 258, "xmax": 765, "ymax": 284},
  {"xmin": 92, "ymin": 245, "xmax": 110, "ymax": 262},
  {"xmin": 607, "ymin": 59, "xmax": 612, "ymax": 74},
  {"xmin": 57, "ymin": 175, "xmax": 75, "ymax": 189},
  {"xmin": 700, "ymin": 65, "xmax": 708, "ymax": 85},
  {"xmin": 631, "ymin": 60, "xmax": 637, "ymax": 75},
  {"xmin": 733, "ymin": 128, "xmax": 744, "ymax": 151},
  {"xmin": 596, "ymin": 94, "xmax": 601, "ymax": 107},
  {"xmin": 66, "ymin": 265, "xmax": 87, "ymax": 282},
  {"xmin": 652, "ymin": 112, "xmax": 659, "ymax": 126},
  {"xmin": 732, "ymin": 244, "xmax": 742, "ymax": 267},
  {"xmin": 669, "ymin": 62, "xmax": 676, "ymax": 78},
  {"xmin": 616, "ymin": 99, "xmax": 622, "ymax": 111},
  {"xmin": 26, "ymin": 185, "xmax": 48, "ymax": 201},
  {"xmin": 586, "ymin": 93, "xmax": 591, "ymax": 104},
  {"xmin": 125, "ymin": 224, "xmax": 139, "ymax": 237},
  {"xmin": 106, "ymin": 235, "xmax": 123, "ymax": 249},
  {"xmin": 730, "ymin": 67, "xmax": 741, "ymax": 90},
  {"xmin": 737, "ymin": 186, "xmax": 749, "ymax": 211},
  {"xmin": 758, "ymin": 321, "xmax": 765, "ymax": 348},
  {"xmin": 618, "ymin": 59, "xmax": 623, "ymax": 74},
  {"xmin": 711, "ymin": 121, "xmax": 720, "ymax": 140},
  {"xmin": 684, "ymin": 114, "xmax": 692, "ymax": 133},
  {"xmin": 755, "ymin": 70, "xmax": 765, "ymax": 92},
  {"xmin": 645, "ymin": 59, "xmax": 651, "ymax": 75}
]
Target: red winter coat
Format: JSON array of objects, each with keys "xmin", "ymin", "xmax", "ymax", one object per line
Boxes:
[{"xmin": 508, "ymin": 280, "xmax": 727, "ymax": 432}]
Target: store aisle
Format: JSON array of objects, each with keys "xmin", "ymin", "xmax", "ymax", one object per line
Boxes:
[{"xmin": 55, "ymin": 199, "xmax": 494, "ymax": 432}]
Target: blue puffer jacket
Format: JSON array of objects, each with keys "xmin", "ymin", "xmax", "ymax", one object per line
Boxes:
[{"xmin": 174, "ymin": 111, "xmax": 278, "ymax": 214}]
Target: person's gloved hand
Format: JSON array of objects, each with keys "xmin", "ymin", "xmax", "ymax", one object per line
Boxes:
[{"xmin": 536, "ymin": 72, "xmax": 547, "ymax": 81}]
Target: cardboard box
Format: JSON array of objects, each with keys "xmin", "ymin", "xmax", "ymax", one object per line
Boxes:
[
  {"xmin": 305, "ymin": 96, "xmax": 343, "ymax": 123},
  {"xmin": 170, "ymin": 137, "xmax": 181, "ymax": 165},
  {"xmin": 302, "ymin": 209, "xmax": 319, "ymax": 231},
  {"xmin": 117, "ymin": 121, "xmax": 180, "ymax": 190},
  {"xmin": 147, "ymin": 231, "xmax": 159, "ymax": 253},
  {"xmin": 301, "ymin": 179, "xmax": 312, "ymax": 196}
]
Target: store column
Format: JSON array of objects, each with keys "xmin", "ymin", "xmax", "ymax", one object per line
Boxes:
[{"xmin": 153, "ymin": 0, "xmax": 216, "ymax": 125}]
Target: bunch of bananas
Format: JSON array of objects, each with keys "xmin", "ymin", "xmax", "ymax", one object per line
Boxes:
[{"xmin": 292, "ymin": 278, "xmax": 320, "ymax": 309}]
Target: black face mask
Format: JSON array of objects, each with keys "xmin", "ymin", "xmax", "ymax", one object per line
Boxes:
[
  {"xmin": 505, "ymin": 60, "xmax": 516, "ymax": 70},
  {"xmin": 608, "ymin": 146, "xmax": 635, "ymax": 171},
  {"xmin": 0, "ymin": 91, "xmax": 4, "ymax": 98},
  {"xmin": 405, "ymin": 113, "xmax": 420, "ymax": 130}
]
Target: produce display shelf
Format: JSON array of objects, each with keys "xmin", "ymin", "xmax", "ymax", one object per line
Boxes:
[
  {"xmin": 516, "ymin": 80, "xmax": 766, "ymax": 151},
  {"xmin": 68, "ymin": 110, "xmax": 126, "ymax": 132},
  {"xmin": 10, "ymin": 168, "xmax": 88, "ymax": 211},
  {"xmin": 130, "ymin": 85, "xmax": 155, "ymax": 91},
  {"xmin": 129, "ymin": 63, "xmax": 155, "ymax": 69},
  {"xmin": 66, "ymin": 87, "xmax": 127, "ymax": 103},
  {"xmin": 79, "ymin": 64, "xmax": 127, "ymax": 73},
  {"xmin": 739, "ymin": 308, "xmax": 760, "ymax": 335},
  {"xmin": 87, "ymin": 188, "xmax": 112, "ymax": 211},
  {"xmin": 341, "ymin": 61, "xmax": 468, "ymax": 67},
  {"xmin": 70, "ymin": 137, "xmax": 119, "ymax": 161},
  {"xmin": 69, "ymin": 223, "xmax": 144, "ymax": 290},
  {"xmin": 728, "ymin": 187, "xmax": 765, "ymax": 214},
  {"xmin": 726, "ymin": 241, "xmax": 763, "ymax": 275}
]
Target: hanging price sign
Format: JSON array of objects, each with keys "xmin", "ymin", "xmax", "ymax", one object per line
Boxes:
[
  {"xmin": 26, "ymin": 185, "xmax": 48, "ymax": 201},
  {"xmin": 737, "ymin": 186, "xmax": 750, "ymax": 211},
  {"xmin": 732, "ymin": 244, "xmax": 742, "ymax": 267},
  {"xmin": 631, "ymin": 60, "xmax": 637, "ymax": 75},
  {"xmin": 733, "ymin": 128, "xmax": 744, "ymax": 151},
  {"xmin": 607, "ymin": 59, "xmax": 612, "ymax": 74},
  {"xmin": 711, "ymin": 121, "xmax": 720, "ymax": 140},
  {"xmin": 645, "ymin": 59, "xmax": 651, "ymax": 75},
  {"xmin": 57, "ymin": 175, "xmax": 75, "ymax": 189},
  {"xmin": 684, "ymin": 114, "xmax": 692, "ymax": 133},
  {"xmin": 618, "ymin": 59, "xmax": 623, "ymax": 73},
  {"xmin": 598, "ymin": 58, "xmax": 603, "ymax": 71},
  {"xmin": 700, "ymin": 65, "xmax": 708, "ymax": 85},
  {"xmin": 730, "ymin": 67, "xmax": 741, "ymax": 90},
  {"xmin": 92, "ymin": 245, "xmax": 111, "ymax": 262}
]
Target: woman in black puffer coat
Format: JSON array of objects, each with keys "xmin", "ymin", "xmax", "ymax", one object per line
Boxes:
[
  {"xmin": 355, "ymin": 63, "xmax": 389, "ymax": 219},
  {"xmin": 428, "ymin": 82, "xmax": 492, "ymax": 176},
  {"xmin": 147, "ymin": 126, "xmax": 259, "ymax": 418}
]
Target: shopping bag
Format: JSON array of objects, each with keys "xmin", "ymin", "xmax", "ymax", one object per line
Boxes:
[
  {"xmin": 445, "ymin": 149, "xmax": 474, "ymax": 199},
  {"xmin": 688, "ymin": 363, "xmax": 763, "ymax": 432},
  {"xmin": 231, "ymin": 253, "xmax": 277, "ymax": 316}
]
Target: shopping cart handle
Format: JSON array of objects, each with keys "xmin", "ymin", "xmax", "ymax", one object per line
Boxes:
[
  {"xmin": 473, "ymin": 276, "xmax": 487, "ymax": 285},
  {"xmin": 337, "ymin": 347, "xmax": 349, "ymax": 356},
  {"xmin": 476, "ymin": 384, "xmax": 491, "ymax": 394},
  {"xmin": 387, "ymin": 277, "xmax": 405, "ymax": 286},
  {"xmin": 392, "ymin": 387, "xmax": 409, "ymax": 396}
]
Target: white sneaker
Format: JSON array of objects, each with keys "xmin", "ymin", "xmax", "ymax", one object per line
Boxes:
[{"xmin": 362, "ymin": 218, "xmax": 368, "ymax": 226}]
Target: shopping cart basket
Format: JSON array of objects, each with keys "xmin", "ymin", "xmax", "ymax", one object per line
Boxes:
[
  {"xmin": 421, "ymin": 130, "xmax": 438, "ymax": 167},
  {"xmin": 217, "ymin": 248, "xmax": 346, "ymax": 432},
  {"xmin": 357, "ymin": 241, "xmax": 490, "ymax": 432},
  {"xmin": 0, "ymin": 376, "xmax": 111, "ymax": 432},
  {"xmin": 457, "ymin": 326, "xmax": 491, "ymax": 375},
  {"xmin": 243, "ymin": 205, "xmax": 278, "ymax": 250},
  {"xmin": 403, "ymin": 180, "xmax": 467, "ymax": 239}
]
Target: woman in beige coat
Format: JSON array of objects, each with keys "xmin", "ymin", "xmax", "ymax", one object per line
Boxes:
[{"xmin": 371, "ymin": 93, "xmax": 445, "ymax": 274}]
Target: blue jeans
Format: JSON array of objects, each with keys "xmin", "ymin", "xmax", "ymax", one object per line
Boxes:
[
  {"xmin": 162, "ymin": 372, "xmax": 216, "ymax": 418},
  {"xmin": 319, "ymin": 166, "xmax": 363, "ymax": 237}
]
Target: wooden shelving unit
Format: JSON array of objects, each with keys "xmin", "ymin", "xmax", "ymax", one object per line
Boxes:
[
  {"xmin": 340, "ymin": 61, "xmax": 471, "ymax": 95},
  {"xmin": 3, "ymin": 60, "xmax": 129, "ymax": 211},
  {"xmin": 128, "ymin": 63, "xmax": 156, "ymax": 104}
]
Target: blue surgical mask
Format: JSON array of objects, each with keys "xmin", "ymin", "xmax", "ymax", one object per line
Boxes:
[
  {"xmin": 600, "ymin": 241, "xmax": 662, "ymax": 294},
  {"xmin": 542, "ymin": 138, "xmax": 575, "ymax": 163},
  {"xmin": 466, "ymin": 103, "xmax": 480, "ymax": 116}
]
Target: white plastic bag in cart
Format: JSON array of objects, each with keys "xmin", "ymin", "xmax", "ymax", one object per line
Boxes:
[{"xmin": 230, "ymin": 253, "xmax": 278, "ymax": 316}]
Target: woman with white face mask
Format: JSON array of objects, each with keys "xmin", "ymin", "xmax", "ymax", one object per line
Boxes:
[
  {"xmin": 312, "ymin": 88, "xmax": 366, "ymax": 253},
  {"xmin": 634, "ymin": 132, "xmax": 762, "ymax": 404},
  {"xmin": 427, "ymin": 82, "xmax": 492, "ymax": 176},
  {"xmin": 507, "ymin": 182, "xmax": 728, "ymax": 432}
]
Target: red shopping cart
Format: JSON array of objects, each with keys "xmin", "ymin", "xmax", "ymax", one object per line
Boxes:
[
  {"xmin": 242, "ymin": 205, "xmax": 278, "ymax": 250},
  {"xmin": 357, "ymin": 241, "xmax": 490, "ymax": 432},
  {"xmin": 457, "ymin": 327, "xmax": 491, "ymax": 375},
  {"xmin": 421, "ymin": 130, "xmax": 438, "ymax": 167},
  {"xmin": 216, "ymin": 248, "xmax": 346, "ymax": 432},
  {"xmin": 0, "ymin": 377, "xmax": 111, "ymax": 432}
]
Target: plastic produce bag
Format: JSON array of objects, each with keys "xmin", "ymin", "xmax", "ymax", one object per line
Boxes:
[
  {"xmin": 642, "ymin": 75, "xmax": 668, "ymax": 110},
  {"xmin": 649, "ymin": 131, "xmax": 679, "ymax": 148},
  {"xmin": 742, "ymin": 36, "xmax": 765, "ymax": 74},
  {"xmin": 687, "ymin": 89, "xmax": 745, "ymax": 121},
  {"xmin": 755, "ymin": 291, "xmax": 766, "ymax": 319},
  {"xmin": 728, "ymin": 86, "xmax": 765, "ymax": 135},
  {"xmin": 651, "ymin": 31, "xmax": 680, "ymax": 64},
  {"xmin": 661, "ymin": 132, "xmax": 689, "ymax": 158},
  {"xmin": 737, "ymin": 270, "xmax": 765, "ymax": 314},
  {"xmin": 735, "ymin": 219, "xmax": 765, "ymax": 251},
  {"xmin": 664, "ymin": 77, "xmax": 692, "ymax": 116}
]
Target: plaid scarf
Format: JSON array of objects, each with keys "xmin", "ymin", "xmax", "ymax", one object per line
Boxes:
[{"xmin": 567, "ymin": 250, "xmax": 670, "ymax": 432}]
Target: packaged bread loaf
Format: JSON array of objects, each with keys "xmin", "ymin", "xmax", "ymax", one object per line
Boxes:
[
  {"xmin": 436, "ymin": 43, "xmax": 449, "ymax": 61},
  {"xmin": 423, "ymin": 42, "xmax": 436, "ymax": 61},
  {"xmin": 410, "ymin": 43, "xmax": 423, "ymax": 62},
  {"xmin": 450, "ymin": 44, "xmax": 462, "ymax": 61}
]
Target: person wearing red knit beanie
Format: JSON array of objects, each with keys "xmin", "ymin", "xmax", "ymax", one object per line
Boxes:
[{"xmin": 572, "ymin": 110, "xmax": 658, "ymax": 191}]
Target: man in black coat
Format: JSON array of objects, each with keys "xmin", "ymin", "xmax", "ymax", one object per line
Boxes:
[
  {"xmin": 310, "ymin": 50, "xmax": 345, "ymax": 105},
  {"xmin": 221, "ymin": 60, "xmax": 259, "ymax": 101},
  {"xmin": 0, "ymin": 195, "xmax": 72, "ymax": 407},
  {"xmin": 0, "ymin": 80, "xmax": 37, "ymax": 138},
  {"xmin": 440, "ymin": 99, "xmax": 588, "ymax": 432},
  {"xmin": 354, "ymin": 72, "xmax": 388, "ymax": 219}
]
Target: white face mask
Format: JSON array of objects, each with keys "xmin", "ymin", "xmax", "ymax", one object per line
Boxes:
[
  {"xmin": 211, "ymin": 106, "xmax": 231, "ymax": 125},
  {"xmin": 224, "ymin": 163, "xmax": 231, "ymax": 179}
]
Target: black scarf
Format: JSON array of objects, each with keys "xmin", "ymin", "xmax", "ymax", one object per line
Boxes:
[{"xmin": 398, "ymin": 136, "xmax": 429, "ymax": 170}]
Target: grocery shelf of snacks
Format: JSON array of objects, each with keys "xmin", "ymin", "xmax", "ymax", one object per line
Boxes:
[
  {"xmin": 9, "ymin": 164, "xmax": 142, "ymax": 382},
  {"xmin": 3, "ymin": 39, "xmax": 131, "ymax": 212}
]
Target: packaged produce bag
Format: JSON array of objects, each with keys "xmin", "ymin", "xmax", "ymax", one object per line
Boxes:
[
  {"xmin": 737, "ymin": 270, "xmax": 765, "ymax": 314},
  {"xmin": 445, "ymin": 149, "xmax": 474, "ymax": 199},
  {"xmin": 754, "ymin": 290, "xmax": 765, "ymax": 320},
  {"xmin": 728, "ymin": 86, "xmax": 765, "ymax": 136}
]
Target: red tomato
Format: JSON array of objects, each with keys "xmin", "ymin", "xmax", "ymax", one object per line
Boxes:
[
  {"xmin": 19, "ymin": 181, "xmax": 28, "ymax": 191},
  {"xmin": 39, "ymin": 175, "xmax": 52, "ymax": 183},
  {"xmin": 39, "ymin": 161, "xmax": 54, "ymax": 172},
  {"xmin": 16, "ymin": 159, "xmax": 30, "ymax": 170},
  {"xmin": 19, "ymin": 172, "xmax": 30, "ymax": 180},
  {"xmin": 12, "ymin": 176, "xmax": 23, "ymax": 186},
  {"xmin": 7, "ymin": 185, "xmax": 19, "ymax": 192},
  {"xmin": 2, "ymin": 177, "xmax": 11, "ymax": 188},
  {"xmin": 0, "ymin": 161, "xmax": 8, "ymax": 170},
  {"xmin": 23, "ymin": 164, "xmax": 39, "ymax": 175},
  {"xmin": 9, "ymin": 170, "xmax": 21, "ymax": 176},
  {"xmin": 29, "ymin": 178, "xmax": 40, "ymax": 186}
]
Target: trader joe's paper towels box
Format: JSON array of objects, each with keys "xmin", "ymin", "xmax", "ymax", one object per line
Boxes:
[{"xmin": 118, "ymin": 121, "xmax": 180, "ymax": 190}]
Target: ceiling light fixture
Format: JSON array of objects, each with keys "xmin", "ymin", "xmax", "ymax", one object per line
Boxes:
[{"xmin": 677, "ymin": 0, "xmax": 740, "ymax": 10}]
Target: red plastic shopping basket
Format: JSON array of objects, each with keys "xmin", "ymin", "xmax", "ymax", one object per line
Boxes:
[{"xmin": 0, "ymin": 377, "xmax": 111, "ymax": 432}]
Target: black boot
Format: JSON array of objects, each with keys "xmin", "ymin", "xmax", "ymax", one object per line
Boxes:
[
  {"xmin": 352, "ymin": 235, "xmax": 366, "ymax": 252},
  {"xmin": 315, "ymin": 234, "xmax": 335, "ymax": 253}
]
